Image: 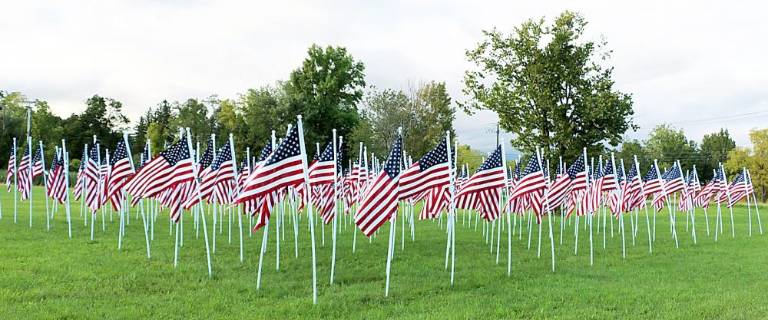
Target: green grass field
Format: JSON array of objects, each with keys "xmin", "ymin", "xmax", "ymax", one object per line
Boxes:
[{"xmin": 0, "ymin": 186, "xmax": 766, "ymax": 319}]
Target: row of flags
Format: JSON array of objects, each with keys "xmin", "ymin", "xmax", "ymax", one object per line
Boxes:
[{"xmin": 1, "ymin": 128, "xmax": 759, "ymax": 238}]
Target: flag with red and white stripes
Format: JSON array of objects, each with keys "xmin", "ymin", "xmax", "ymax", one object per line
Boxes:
[
  {"xmin": 73, "ymin": 147, "xmax": 86, "ymax": 200},
  {"xmin": 399, "ymin": 138, "xmax": 451, "ymax": 201},
  {"xmin": 458, "ymin": 145, "xmax": 505, "ymax": 220},
  {"xmin": 5, "ymin": 143, "xmax": 16, "ymax": 192},
  {"xmin": 105, "ymin": 139, "xmax": 134, "ymax": 211},
  {"xmin": 125, "ymin": 136, "xmax": 195, "ymax": 206},
  {"xmin": 17, "ymin": 145, "xmax": 33, "ymax": 200},
  {"xmin": 210, "ymin": 141, "xmax": 237, "ymax": 205},
  {"xmin": 355, "ymin": 136, "xmax": 402, "ymax": 237},
  {"xmin": 47, "ymin": 151, "xmax": 68, "ymax": 204},
  {"xmin": 83, "ymin": 144, "xmax": 102, "ymax": 213},
  {"xmin": 236, "ymin": 126, "xmax": 305, "ymax": 230}
]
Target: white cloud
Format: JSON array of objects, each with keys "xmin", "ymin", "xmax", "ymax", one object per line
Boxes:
[{"xmin": 1, "ymin": 0, "xmax": 766, "ymax": 153}]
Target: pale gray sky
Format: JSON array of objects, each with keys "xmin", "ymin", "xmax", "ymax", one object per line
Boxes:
[{"xmin": 1, "ymin": 0, "xmax": 767, "ymax": 154}]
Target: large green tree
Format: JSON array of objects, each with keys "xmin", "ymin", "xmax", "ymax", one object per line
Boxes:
[
  {"xmin": 284, "ymin": 44, "xmax": 366, "ymax": 148},
  {"xmin": 644, "ymin": 124, "xmax": 698, "ymax": 170},
  {"xmin": 699, "ymin": 129, "xmax": 735, "ymax": 180},
  {"xmin": 174, "ymin": 98, "xmax": 211, "ymax": 143},
  {"xmin": 351, "ymin": 82, "xmax": 456, "ymax": 160},
  {"xmin": 239, "ymin": 85, "xmax": 289, "ymax": 152},
  {"xmin": 462, "ymin": 11, "xmax": 635, "ymax": 163}
]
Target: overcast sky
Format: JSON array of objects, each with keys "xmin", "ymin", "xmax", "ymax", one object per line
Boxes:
[{"xmin": 2, "ymin": 0, "xmax": 767, "ymax": 154}]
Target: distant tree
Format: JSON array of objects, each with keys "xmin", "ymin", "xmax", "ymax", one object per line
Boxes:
[
  {"xmin": 456, "ymin": 144, "xmax": 485, "ymax": 173},
  {"xmin": 615, "ymin": 139, "xmax": 649, "ymax": 173},
  {"xmin": 644, "ymin": 124, "xmax": 697, "ymax": 170},
  {"xmin": 284, "ymin": 44, "xmax": 366, "ymax": 147},
  {"xmin": 239, "ymin": 85, "xmax": 289, "ymax": 152},
  {"xmin": 699, "ymin": 129, "xmax": 736, "ymax": 180},
  {"xmin": 211, "ymin": 99, "xmax": 244, "ymax": 148},
  {"xmin": 174, "ymin": 98, "xmax": 211, "ymax": 143},
  {"xmin": 463, "ymin": 11, "xmax": 635, "ymax": 163},
  {"xmin": 407, "ymin": 81, "xmax": 456, "ymax": 157}
]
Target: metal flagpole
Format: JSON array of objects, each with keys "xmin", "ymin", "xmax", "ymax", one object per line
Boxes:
[
  {"xmin": 385, "ymin": 127, "xmax": 402, "ymax": 297},
  {"xmin": 446, "ymin": 132, "xmax": 458, "ymax": 282},
  {"xmin": 330, "ymin": 130, "xmax": 339, "ymax": 284},
  {"xmin": 125, "ymin": 133, "xmax": 150, "ymax": 258},
  {"xmin": 183, "ymin": 128, "xmax": 213, "ymax": 277},
  {"xmin": 228, "ymin": 134, "xmax": 243, "ymax": 263},
  {"xmin": 257, "ymin": 130, "xmax": 276, "ymax": 290},
  {"xmin": 683, "ymin": 162, "xmax": 696, "ymax": 244},
  {"xmin": 296, "ymin": 116, "xmax": 319, "ymax": 304},
  {"xmin": 655, "ymin": 159, "xmax": 679, "ymax": 248},
  {"xmin": 13, "ymin": 137, "xmax": 18, "ymax": 224},
  {"xmin": 746, "ymin": 169, "xmax": 763, "ymax": 234},
  {"xmin": 62, "ymin": 140, "xmax": 72, "ymax": 238},
  {"xmin": 40, "ymin": 141, "xmax": 51, "ymax": 231},
  {"xmin": 720, "ymin": 163, "xmax": 736, "ymax": 238},
  {"xmin": 632, "ymin": 156, "xmax": 652, "ymax": 254},
  {"xmin": 538, "ymin": 149, "xmax": 556, "ymax": 272},
  {"xmin": 585, "ymin": 150, "xmax": 593, "ymax": 266}
]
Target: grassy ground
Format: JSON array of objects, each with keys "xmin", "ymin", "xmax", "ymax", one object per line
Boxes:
[{"xmin": 0, "ymin": 186, "xmax": 766, "ymax": 319}]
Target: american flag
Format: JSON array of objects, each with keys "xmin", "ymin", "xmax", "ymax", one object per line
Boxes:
[
  {"xmin": 509, "ymin": 155, "xmax": 546, "ymax": 201},
  {"xmin": 183, "ymin": 138, "xmax": 218, "ymax": 209},
  {"xmin": 547, "ymin": 161, "xmax": 571, "ymax": 211},
  {"xmin": 458, "ymin": 146, "xmax": 504, "ymax": 220},
  {"xmin": 236, "ymin": 126, "xmax": 304, "ymax": 230},
  {"xmin": 73, "ymin": 147, "xmax": 87, "ymax": 200},
  {"xmin": 355, "ymin": 136, "xmax": 402, "ymax": 237},
  {"xmin": 5, "ymin": 142, "xmax": 16, "ymax": 192},
  {"xmin": 642, "ymin": 163, "xmax": 663, "ymax": 197},
  {"xmin": 32, "ymin": 146, "xmax": 44, "ymax": 179},
  {"xmin": 679, "ymin": 170, "xmax": 698, "ymax": 212},
  {"xmin": 695, "ymin": 168, "xmax": 723, "ymax": 207},
  {"xmin": 210, "ymin": 141, "xmax": 236, "ymax": 205},
  {"xmin": 236, "ymin": 127, "xmax": 303, "ymax": 205},
  {"xmin": 84, "ymin": 144, "xmax": 102, "ymax": 213},
  {"xmin": 308, "ymin": 141, "xmax": 336, "ymax": 186},
  {"xmin": 621, "ymin": 163, "xmax": 644, "ymax": 212},
  {"xmin": 17, "ymin": 145, "xmax": 32, "ymax": 200},
  {"xmin": 653, "ymin": 163, "xmax": 684, "ymax": 207},
  {"xmin": 723, "ymin": 171, "xmax": 748, "ymax": 207},
  {"xmin": 567, "ymin": 154, "xmax": 588, "ymax": 191},
  {"xmin": 565, "ymin": 153, "xmax": 590, "ymax": 218},
  {"xmin": 47, "ymin": 150, "xmax": 68, "ymax": 204},
  {"xmin": 457, "ymin": 145, "xmax": 505, "ymax": 197},
  {"xmin": 125, "ymin": 136, "xmax": 195, "ymax": 203},
  {"xmin": 399, "ymin": 138, "xmax": 451, "ymax": 200},
  {"xmin": 105, "ymin": 139, "xmax": 134, "ymax": 211},
  {"xmin": 601, "ymin": 158, "xmax": 618, "ymax": 191}
]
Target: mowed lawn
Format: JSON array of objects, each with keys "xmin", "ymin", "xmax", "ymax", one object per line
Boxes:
[{"xmin": 0, "ymin": 186, "xmax": 766, "ymax": 319}]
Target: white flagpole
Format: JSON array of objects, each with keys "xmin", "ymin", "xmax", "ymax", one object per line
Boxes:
[
  {"xmin": 682, "ymin": 162, "xmax": 696, "ymax": 244},
  {"xmin": 90, "ymin": 137, "xmax": 98, "ymax": 240},
  {"xmin": 13, "ymin": 137, "xmax": 18, "ymax": 224},
  {"xmin": 720, "ymin": 163, "xmax": 736, "ymax": 238},
  {"xmin": 27, "ymin": 135, "xmax": 33, "ymax": 228},
  {"xmin": 746, "ymin": 169, "xmax": 763, "ymax": 234},
  {"xmin": 62, "ymin": 140, "xmax": 72, "ymax": 238},
  {"xmin": 257, "ymin": 130, "xmax": 276, "ymax": 290},
  {"xmin": 385, "ymin": 127, "xmax": 402, "ymax": 297},
  {"xmin": 586, "ymin": 151, "xmax": 593, "ymax": 266},
  {"xmin": 447, "ymin": 132, "xmax": 458, "ymax": 282},
  {"xmin": 330, "ymin": 130, "xmax": 339, "ymax": 284},
  {"xmin": 537, "ymin": 148, "xmax": 556, "ymax": 272},
  {"xmin": 227, "ymin": 134, "xmax": 243, "ymax": 263},
  {"xmin": 40, "ymin": 141, "xmax": 51, "ymax": 231},
  {"xmin": 125, "ymin": 133, "xmax": 150, "ymax": 258},
  {"xmin": 210, "ymin": 134, "xmax": 217, "ymax": 253},
  {"xmin": 296, "ymin": 116, "xmax": 318, "ymax": 304},
  {"xmin": 655, "ymin": 159, "xmax": 679, "ymax": 248},
  {"xmin": 183, "ymin": 128, "xmax": 213, "ymax": 277}
]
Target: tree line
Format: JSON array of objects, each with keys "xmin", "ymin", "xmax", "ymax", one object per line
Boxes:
[{"xmin": 0, "ymin": 45, "xmax": 455, "ymax": 171}]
